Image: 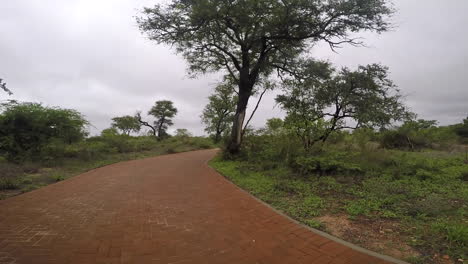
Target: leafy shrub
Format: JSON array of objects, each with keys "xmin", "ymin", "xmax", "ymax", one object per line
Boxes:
[
  {"xmin": 380, "ymin": 119, "xmax": 460, "ymax": 150},
  {"xmin": 406, "ymin": 194, "xmax": 454, "ymax": 217},
  {"xmin": 273, "ymin": 178, "xmax": 311, "ymax": 195},
  {"xmin": 304, "ymin": 219, "xmax": 323, "ymax": 229},
  {"xmin": 0, "ymin": 101, "xmax": 88, "ymax": 161},
  {"xmin": 429, "ymin": 221, "xmax": 468, "ymax": 260},
  {"xmin": 0, "ymin": 177, "xmax": 20, "ymax": 190},
  {"xmin": 287, "ymin": 195, "xmax": 324, "ymax": 218},
  {"xmin": 453, "ymin": 117, "xmax": 468, "ymax": 143},
  {"xmin": 240, "ymin": 133, "xmax": 304, "ymax": 164},
  {"xmin": 50, "ymin": 174, "xmax": 65, "ymax": 182},
  {"xmin": 292, "ymin": 151, "xmax": 362, "ymax": 176},
  {"xmin": 64, "ymin": 141, "xmax": 115, "ymax": 161}
]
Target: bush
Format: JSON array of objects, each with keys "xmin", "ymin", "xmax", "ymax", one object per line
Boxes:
[
  {"xmin": 292, "ymin": 151, "xmax": 362, "ymax": 176},
  {"xmin": 429, "ymin": 221, "xmax": 468, "ymax": 260},
  {"xmin": 379, "ymin": 120, "xmax": 460, "ymax": 150},
  {"xmin": 0, "ymin": 101, "xmax": 88, "ymax": 161},
  {"xmin": 0, "ymin": 177, "xmax": 20, "ymax": 190}
]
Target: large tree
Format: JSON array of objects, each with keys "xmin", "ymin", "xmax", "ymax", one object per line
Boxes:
[
  {"xmin": 201, "ymin": 83, "xmax": 237, "ymax": 143},
  {"xmin": 137, "ymin": 0, "xmax": 394, "ymax": 154},
  {"xmin": 137, "ymin": 100, "xmax": 178, "ymax": 140},
  {"xmin": 276, "ymin": 61, "xmax": 409, "ymax": 150},
  {"xmin": 111, "ymin": 115, "xmax": 141, "ymax": 135}
]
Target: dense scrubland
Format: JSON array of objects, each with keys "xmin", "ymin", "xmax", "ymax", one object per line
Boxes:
[{"xmin": 211, "ymin": 117, "xmax": 468, "ymax": 264}]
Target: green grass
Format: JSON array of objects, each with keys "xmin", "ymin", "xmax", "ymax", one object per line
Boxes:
[
  {"xmin": 210, "ymin": 157, "xmax": 327, "ymax": 226},
  {"xmin": 210, "ymin": 149, "xmax": 468, "ymax": 263}
]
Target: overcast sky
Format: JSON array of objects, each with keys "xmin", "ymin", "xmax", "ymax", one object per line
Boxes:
[{"xmin": 1, "ymin": 0, "xmax": 467, "ymax": 136}]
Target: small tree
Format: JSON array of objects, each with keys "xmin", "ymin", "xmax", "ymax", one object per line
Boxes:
[
  {"xmin": 137, "ymin": 0, "xmax": 394, "ymax": 154},
  {"xmin": 454, "ymin": 116, "xmax": 468, "ymax": 139},
  {"xmin": 201, "ymin": 83, "xmax": 237, "ymax": 143},
  {"xmin": 0, "ymin": 78, "xmax": 12, "ymax": 96},
  {"xmin": 111, "ymin": 115, "xmax": 141, "ymax": 135},
  {"xmin": 101, "ymin": 127, "xmax": 119, "ymax": 137},
  {"xmin": 137, "ymin": 100, "xmax": 178, "ymax": 140},
  {"xmin": 265, "ymin": 118, "xmax": 285, "ymax": 136},
  {"xmin": 175, "ymin": 128, "xmax": 192, "ymax": 138},
  {"xmin": 277, "ymin": 61, "xmax": 410, "ymax": 151}
]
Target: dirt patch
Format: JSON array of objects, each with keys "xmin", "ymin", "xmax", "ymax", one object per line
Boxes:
[{"xmin": 316, "ymin": 214, "xmax": 421, "ymax": 261}]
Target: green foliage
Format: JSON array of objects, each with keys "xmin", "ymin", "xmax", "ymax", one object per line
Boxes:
[
  {"xmin": 265, "ymin": 118, "xmax": 284, "ymax": 135},
  {"xmin": 453, "ymin": 116, "xmax": 468, "ymax": 143},
  {"xmin": 201, "ymin": 83, "xmax": 236, "ymax": 143},
  {"xmin": 139, "ymin": 100, "xmax": 178, "ymax": 139},
  {"xmin": 380, "ymin": 119, "xmax": 459, "ymax": 150},
  {"xmin": 240, "ymin": 132, "xmax": 304, "ymax": 166},
  {"xmin": 0, "ymin": 101, "xmax": 89, "ymax": 161},
  {"xmin": 111, "ymin": 115, "xmax": 141, "ymax": 135},
  {"xmin": 0, "ymin": 177, "xmax": 20, "ymax": 190},
  {"xmin": 304, "ymin": 219, "xmax": 323, "ymax": 229},
  {"xmin": 211, "ymin": 115, "xmax": 468, "ymax": 261},
  {"xmin": 289, "ymin": 195, "xmax": 324, "ymax": 217},
  {"xmin": 277, "ymin": 62, "xmax": 410, "ymax": 150},
  {"xmin": 292, "ymin": 151, "xmax": 362, "ymax": 176},
  {"xmin": 138, "ymin": 0, "xmax": 394, "ymax": 153},
  {"xmin": 51, "ymin": 173, "xmax": 65, "ymax": 182},
  {"xmin": 425, "ymin": 221, "xmax": 468, "ymax": 260},
  {"xmin": 100, "ymin": 127, "xmax": 119, "ymax": 137},
  {"xmin": 138, "ymin": 0, "xmax": 393, "ymax": 78},
  {"xmin": 174, "ymin": 128, "xmax": 192, "ymax": 138}
]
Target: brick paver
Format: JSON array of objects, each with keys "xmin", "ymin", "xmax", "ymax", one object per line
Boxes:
[{"xmin": 0, "ymin": 149, "xmax": 399, "ymax": 264}]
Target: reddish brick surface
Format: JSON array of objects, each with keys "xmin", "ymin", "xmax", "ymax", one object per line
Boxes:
[{"xmin": 0, "ymin": 149, "xmax": 395, "ymax": 264}]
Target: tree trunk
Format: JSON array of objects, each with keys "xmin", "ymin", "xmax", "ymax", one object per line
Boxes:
[
  {"xmin": 214, "ymin": 132, "xmax": 221, "ymax": 143},
  {"xmin": 227, "ymin": 82, "xmax": 252, "ymax": 154},
  {"xmin": 157, "ymin": 117, "xmax": 165, "ymax": 140}
]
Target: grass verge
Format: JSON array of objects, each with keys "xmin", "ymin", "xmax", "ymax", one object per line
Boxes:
[{"xmin": 209, "ymin": 150, "xmax": 467, "ymax": 264}]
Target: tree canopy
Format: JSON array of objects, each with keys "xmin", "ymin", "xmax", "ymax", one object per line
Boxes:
[
  {"xmin": 137, "ymin": 100, "xmax": 178, "ymax": 139},
  {"xmin": 276, "ymin": 61, "xmax": 409, "ymax": 150},
  {"xmin": 201, "ymin": 83, "xmax": 237, "ymax": 143},
  {"xmin": 111, "ymin": 115, "xmax": 141, "ymax": 135},
  {"xmin": 138, "ymin": 0, "xmax": 395, "ymax": 154}
]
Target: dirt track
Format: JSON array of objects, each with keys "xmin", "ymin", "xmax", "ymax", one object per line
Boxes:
[{"xmin": 0, "ymin": 149, "xmax": 398, "ymax": 264}]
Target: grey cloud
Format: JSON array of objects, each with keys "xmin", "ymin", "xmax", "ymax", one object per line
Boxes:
[{"xmin": 1, "ymin": 0, "xmax": 467, "ymax": 137}]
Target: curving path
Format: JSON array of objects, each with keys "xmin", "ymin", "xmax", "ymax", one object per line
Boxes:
[{"xmin": 0, "ymin": 149, "xmax": 402, "ymax": 264}]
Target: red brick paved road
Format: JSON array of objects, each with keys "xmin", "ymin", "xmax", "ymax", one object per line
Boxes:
[{"xmin": 0, "ymin": 149, "xmax": 399, "ymax": 264}]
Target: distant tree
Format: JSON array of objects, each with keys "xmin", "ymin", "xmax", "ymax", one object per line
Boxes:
[
  {"xmin": 0, "ymin": 101, "xmax": 88, "ymax": 160},
  {"xmin": 111, "ymin": 115, "xmax": 141, "ymax": 135},
  {"xmin": 454, "ymin": 116, "xmax": 468, "ymax": 139},
  {"xmin": 101, "ymin": 127, "xmax": 119, "ymax": 137},
  {"xmin": 137, "ymin": 0, "xmax": 394, "ymax": 154},
  {"xmin": 137, "ymin": 100, "xmax": 178, "ymax": 140},
  {"xmin": 1, "ymin": 78, "xmax": 12, "ymax": 96},
  {"xmin": 277, "ymin": 61, "xmax": 410, "ymax": 151},
  {"xmin": 380, "ymin": 119, "xmax": 441, "ymax": 150},
  {"xmin": 201, "ymin": 83, "xmax": 237, "ymax": 143},
  {"xmin": 175, "ymin": 128, "xmax": 192, "ymax": 138},
  {"xmin": 265, "ymin": 118, "xmax": 284, "ymax": 135}
]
